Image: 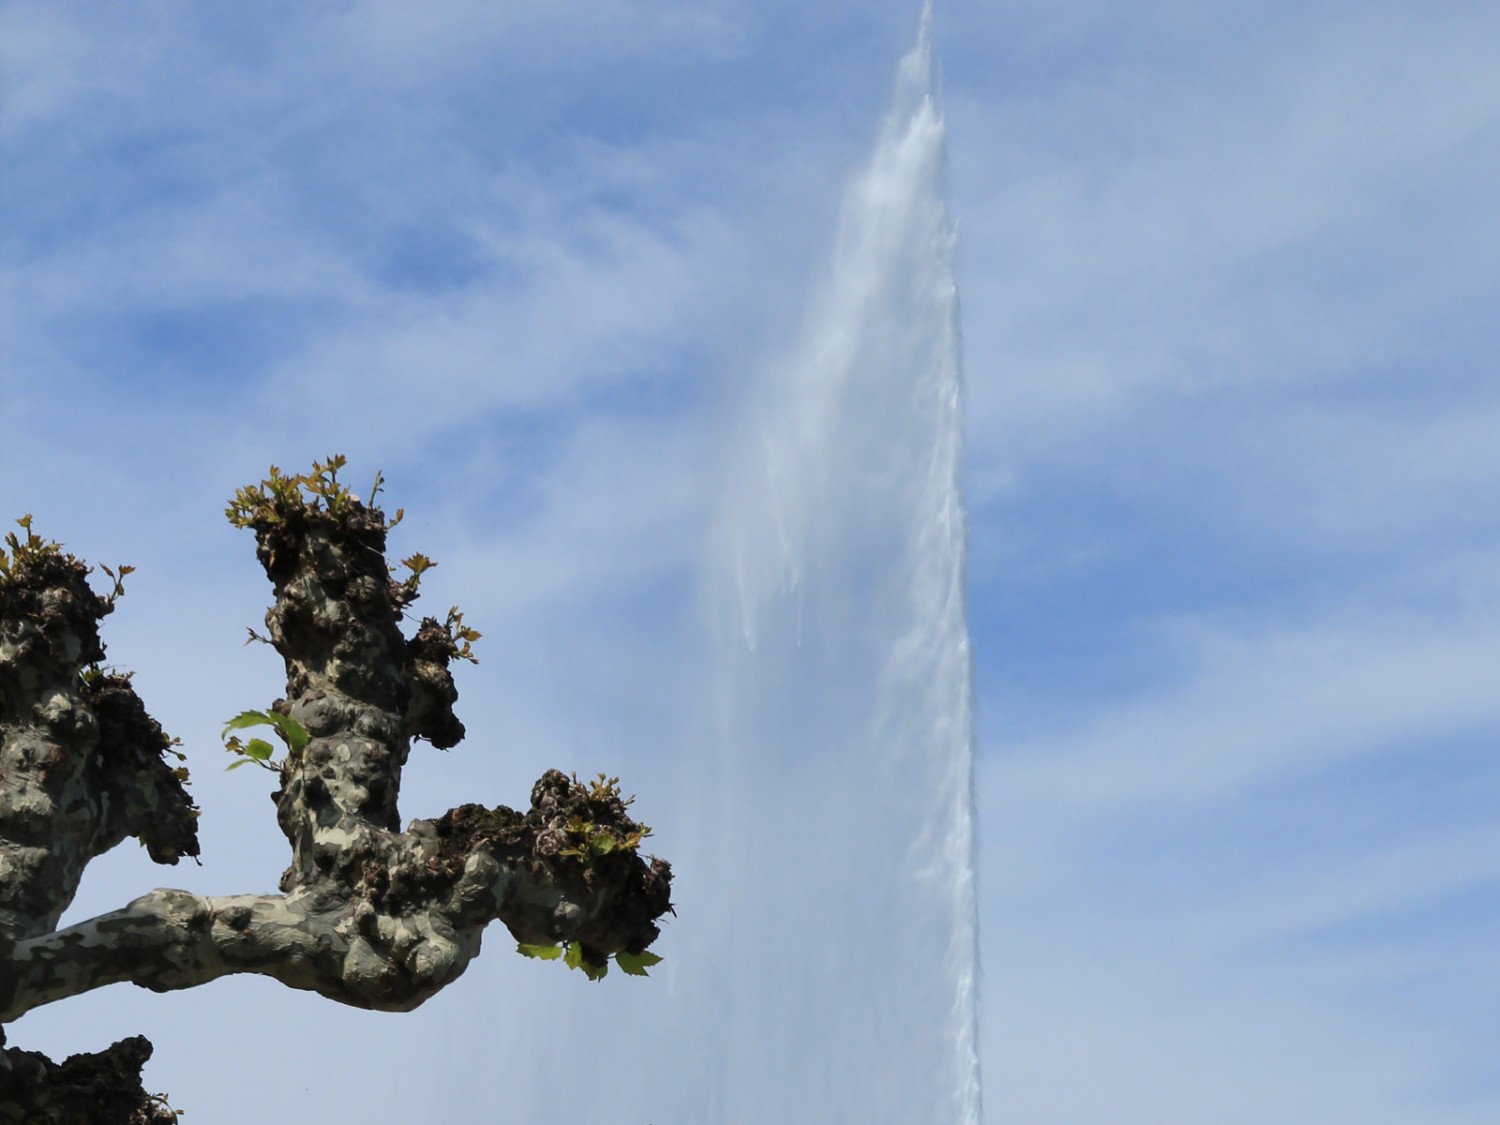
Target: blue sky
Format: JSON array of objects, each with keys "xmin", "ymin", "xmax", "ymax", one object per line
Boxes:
[{"xmin": 4, "ymin": 1, "xmax": 1500, "ymax": 1121}]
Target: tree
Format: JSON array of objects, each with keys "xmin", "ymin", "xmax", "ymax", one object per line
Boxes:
[{"xmin": 0, "ymin": 458, "xmax": 672, "ymax": 1121}]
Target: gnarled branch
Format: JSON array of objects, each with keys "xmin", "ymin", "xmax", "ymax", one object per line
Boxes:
[{"xmin": 0, "ymin": 464, "xmax": 672, "ymax": 1112}]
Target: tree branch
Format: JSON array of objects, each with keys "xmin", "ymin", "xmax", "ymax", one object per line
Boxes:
[
  {"xmin": 2, "ymin": 463, "xmax": 672, "ymax": 1044},
  {"xmin": 0, "ymin": 535, "xmax": 198, "ymax": 946},
  {"xmin": 1, "ymin": 771, "xmax": 671, "ymax": 1024}
]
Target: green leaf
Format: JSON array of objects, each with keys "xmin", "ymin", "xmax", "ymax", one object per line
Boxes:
[
  {"xmin": 615, "ymin": 950, "xmax": 663, "ymax": 977},
  {"xmin": 245, "ymin": 738, "xmax": 275, "ymax": 762},
  {"xmin": 222, "ymin": 709, "xmax": 310, "ymax": 755},
  {"xmin": 266, "ymin": 712, "xmax": 311, "ymax": 755},
  {"xmin": 226, "ymin": 758, "xmax": 257, "ymax": 771},
  {"xmin": 222, "ymin": 710, "xmax": 272, "ymax": 738},
  {"xmin": 580, "ymin": 958, "xmax": 608, "ymax": 982},
  {"xmin": 561, "ymin": 942, "xmax": 609, "ymax": 981},
  {"xmin": 517, "ymin": 943, "xmax": 563, "ymax": 961}
]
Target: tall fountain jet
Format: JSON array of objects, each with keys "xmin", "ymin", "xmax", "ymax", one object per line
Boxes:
[
  {"xmin": 479, "ymin": 8, "xmax": 982, "ymax": 1121},
  {"xmin": 708, "ymin": 5, "xmax": 983, "ymax": 1119}
]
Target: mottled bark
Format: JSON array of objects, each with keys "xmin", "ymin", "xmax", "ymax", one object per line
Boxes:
[
  {"xmin": 1, "ymin": 766, "xmax": 670, "ymax": 1024},
  {"xmin": 0, "ymin": 543, "xmax": 199, "ymax": 946},
  {"xmin": 0, "ymin": 465, "xmax": 672, "ymax": 1113}
]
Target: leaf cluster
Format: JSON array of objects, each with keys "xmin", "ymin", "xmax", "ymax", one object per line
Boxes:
[
  {"xmin": 558, "ymin": 818, "xmax": 651, "ymax": 860},
  {"xmin": 516, "ymin": 941, "xmax": 663, "ymax": 982},
  {"xmin": 0, "ymin": 516, "xmax": 134, "ymax": 611},
  {"xmin": 580, "ymin": 773, "xmax": 629, "ymax": 804},
  {"xmin": 560, "ymin": 773, "xmax": 651, "ymax": 859},
  {"xmin": 222, "ymin": 708, "xmax": 311, "ymax": 772},
  {"xmin": 0, "ymin": 515, "xmax": 62, "ymax": 580},
  {"xmin": 443, "ymin": 606, "xmax": 481, "ymax": 663},
  {"xmin": 393, "ymin": 552, "xmax": 435, "ymax": 606},
  {"xmin": 392, "ymin": 565, "xmax": 482, "ymax": 668},
  {"xmin": 96, "ymin": 562, "xmax": 135, "ymax": 606},
  {"xmin": 225, "ymin": 455, "xmax": 404, "ymax": 532},
  {"xmin": 225, "ymin": 459, "xmax": 482, "ymax": 666}
]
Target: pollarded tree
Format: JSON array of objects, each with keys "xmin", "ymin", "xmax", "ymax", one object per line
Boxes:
[{"xmin": 0, "ymin": 458, "xmax": 672, "ymax": 1121}]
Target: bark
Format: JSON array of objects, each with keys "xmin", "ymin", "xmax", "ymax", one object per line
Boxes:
[
  {"xmin": 0, "ymin": 549, "xmax": 198, "ymax": 947},
  {"xmin": 0, "ymin": 1026, "xmax": 176, "ymax": 1124},
  {"xmin": 0, "ymin": 467, "xmax": 672, "ymax": 1112}
]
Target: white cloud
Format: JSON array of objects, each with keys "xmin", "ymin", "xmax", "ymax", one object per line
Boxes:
[
  {"xmin": 948, "ymin": 2, "xmax": 1500, "ymax": 491},
  {"xmin": 313, "ymin": 0, "xmax": 749, "ymax": 76},
  {"xmin": 984, "ymin": 930, "xmax": 1500, "ymax": 1124},
  {"xmin": 992, "ymin": 602, "xmax": 1500, "ymax": 818},
  {"xmin": 7, "ymin": 1, "xmax": 1500, "ymax": 1120}
]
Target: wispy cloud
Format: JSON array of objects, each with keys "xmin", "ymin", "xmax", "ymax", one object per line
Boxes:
[
  {"xmin": 995, "ymin": 601, "xmax": 1500, "ymax": 814},
  {"xmin": 6, "ymin": 1, "xmax": 1500, "ymax": 1121},
  {"xmin": 948, "ymin": 3, "xmax": 1500, "ymax": 491}
]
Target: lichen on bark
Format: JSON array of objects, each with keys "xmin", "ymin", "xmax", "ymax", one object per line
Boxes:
[{"xmin": 0, "ymin": 462, "xmax": 673, "ymax": 1120}]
